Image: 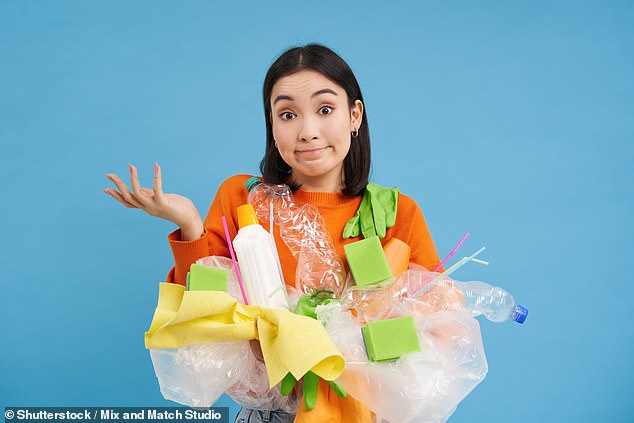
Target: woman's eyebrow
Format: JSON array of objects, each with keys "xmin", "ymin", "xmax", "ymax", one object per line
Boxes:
[
  {"xmin": 311, "ymin": 88, "xmax": 338, "ymax": 98},
  {"xmin": 273, "ymin": 95, "xmax": 292, "ymax": 105},
  {"xmin": 273, "ymin": 88, "xmax": 338, "ymax": 106}
]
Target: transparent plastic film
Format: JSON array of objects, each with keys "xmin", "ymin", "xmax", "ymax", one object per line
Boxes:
[
  {"xmin": 247, "ymin": 182, "xmax": 346, "ymax": 296},
  {"xmin": 226, "ymin": 340, "xmax": 301, "ymax": 413},
  {"xmin": 343, "ymin": 263, "xmax": 526, "ymax": 324},
  {"xmin": 342, "ymin": 266, "xmax": 463, "ymax": 324},
  {"xmin": 316, "ymin": 302, "xmax": 488, "ymax": 423},
  {"xmin": 149, "ymin": 341, "xmax": 248, "ymax": 408}
]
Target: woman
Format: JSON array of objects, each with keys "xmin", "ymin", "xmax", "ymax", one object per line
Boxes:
[{"xmin": 105, "ymin": 43, "xmax": 441, "ymax": 423}]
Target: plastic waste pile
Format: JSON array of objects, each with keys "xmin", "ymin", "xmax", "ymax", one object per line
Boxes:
[{"xmin": 145, "ymin": 178, "xmax": 528, "ymax": 423}]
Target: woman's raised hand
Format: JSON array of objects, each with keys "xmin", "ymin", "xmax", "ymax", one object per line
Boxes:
[{"xmin": 104, "ymin": 163, "xmax": 204, "ymax": 240}]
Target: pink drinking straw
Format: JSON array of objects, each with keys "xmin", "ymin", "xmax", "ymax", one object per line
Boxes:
[
  {"xmin": 413, "ymin": 232, "xmax": 471, "ymax": 296},
  {"xmin": 222, "ymin": 216, "xmax": 248, "ymax": 305},
  {"xmin": 433, "ymin": 232, "xmax": 470, "ymax": 272}
]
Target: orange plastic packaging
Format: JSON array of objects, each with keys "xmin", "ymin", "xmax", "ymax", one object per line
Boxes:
[{"xmin": 382, "ymin": 237, "xmax": 411, "ymax": 276}]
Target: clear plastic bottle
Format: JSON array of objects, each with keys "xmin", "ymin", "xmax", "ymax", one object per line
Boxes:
[
  {"xmin": 245, "ymin": 177, "xmax": 346, "ymax": 296},
  {"xmin": 232, "ymin": 203, "xmax": 290, "ymax": 310},
  {"xmin": 458, "ymin": 281, "xmax": 528, "ymax": 323}
]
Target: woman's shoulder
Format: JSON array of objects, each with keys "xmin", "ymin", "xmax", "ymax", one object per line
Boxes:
[
  {"xmin": 397, "ymin": 191, "xmax": 419, "ymax": 208},
  {"xmin": 396, "ymin": 190, "xmax": 426, "ymax": 220}
]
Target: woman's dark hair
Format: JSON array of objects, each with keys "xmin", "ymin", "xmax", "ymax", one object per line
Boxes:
[{"xmin": 260, "ymin": 44, "xmax": 371, "ymax": 196}]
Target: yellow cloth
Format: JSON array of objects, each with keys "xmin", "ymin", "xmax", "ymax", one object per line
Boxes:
[{"xmin": 144, "ymin": 283, "xmax": 345, "ymax": 388}]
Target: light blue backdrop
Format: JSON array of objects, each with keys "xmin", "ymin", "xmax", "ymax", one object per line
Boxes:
[{"xmin": 1, "ymin": 1, "xmax": 632, "ymax": 422}]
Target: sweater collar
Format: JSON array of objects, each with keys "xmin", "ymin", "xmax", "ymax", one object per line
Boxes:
[{"xmin": 293, "ymin": 189, "xmax": 360, "ymax": 208}]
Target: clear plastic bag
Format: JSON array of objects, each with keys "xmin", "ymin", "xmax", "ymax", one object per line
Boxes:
[
  {"xmin": 316, "ymin": 302, "xmax": 488, "ymax": 423},
  {"xmin": 149, "ymin": 341, "xmax": 248, "ymax": 408},
  {"xmin": 225, "ymin": 340, "xmax": 301, "ymax": 413},
  {"xmin": 248, "ymin": 182, "xmax": 346, "ymax": 296}
]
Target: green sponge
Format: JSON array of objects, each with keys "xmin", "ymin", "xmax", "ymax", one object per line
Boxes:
[
  {"xmin": 187, "ymin": 264, "xmax": 229, "ymax": 292},
  {"xmin": 361, "ymin": 316, "xmax": 421, "ymax": 362},
  {"xmin": 344, "ymin": 236, "xmax": 392, "ymax": 286}
]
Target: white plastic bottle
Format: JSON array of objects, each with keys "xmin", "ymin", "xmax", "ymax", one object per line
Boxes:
[
  {"xmin": 458, "ymin": 281, "xmax": 528, "ymax": 323},
  {"xmin": 232, "ymin": 203, "xmax": 290, "ymax": 310}
]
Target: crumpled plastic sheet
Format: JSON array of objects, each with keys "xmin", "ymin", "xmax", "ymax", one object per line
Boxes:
[
  {"xmin": 225, "ymin": 340, "xmax": 301, "ymax": 413},
  {"xmin": 247, "ymin": 182, "xmax": 346, "ymax": 296},
  {"xmin": 150, "ymin": 340, "xmax": 300, "ymax": 412},
  {"xmin": 149, "ymin": 341, "xmax": 248, "ymax": 408},
  {"xmin": 316, "ymin": 302, "xmax": 488, "ymax": 423},
  {"xmin": 149, "ymin": 256, "xmax": 301, "ymax": 410},
  {"xmin": 343, "ymin": 264, "xmax": 465, "ymax": 324}
]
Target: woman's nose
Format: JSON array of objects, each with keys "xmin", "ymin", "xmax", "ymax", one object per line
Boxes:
[{"xmin": 299, "ymin": 116, "xmax": 319, "ymax": 141}]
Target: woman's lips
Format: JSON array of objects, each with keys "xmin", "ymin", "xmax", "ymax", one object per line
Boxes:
[{"xmin": 296, "ymin": 146, "xmax": 331, "ymax": 155}]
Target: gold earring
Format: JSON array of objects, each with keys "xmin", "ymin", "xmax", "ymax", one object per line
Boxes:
[{"xmin": 351, "ymin": 129, "xmax": 359, "ymax": 138}]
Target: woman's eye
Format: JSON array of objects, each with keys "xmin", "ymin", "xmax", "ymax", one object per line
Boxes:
[
  {"xmin": 319, "ymin": 106, "xmax": 333, "ymax": 115},
  {"xmin": 280, "ymin": 112, "xmax": 296, "ymax": 120}
]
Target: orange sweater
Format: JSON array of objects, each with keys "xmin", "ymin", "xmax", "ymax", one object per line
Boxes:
[{"xmin": 167, "ymin": 174, "xmax": 441, "ymax": 286}]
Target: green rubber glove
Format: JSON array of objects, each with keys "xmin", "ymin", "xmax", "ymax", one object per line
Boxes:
[
  {"xmin": 280, "ymin": 372, "xmax": 298, "ymax": 396},
  {"xmin": 302, "ymin": 371, "xmax": 320, "ymax": 410},
  {"xmin": 279, "ymin": 289, "xmax": 346, "ymax": 409},
  {"xmin": 343, "ymin": 182, "xmax": 399, "ymax": 239},
  {"xmin": 294, "ymin": 289, "xmax": 339, "ymax": 320},
  {"xmin": 280, "ymin": 370, "xmax": 346, "ymax": 410}
]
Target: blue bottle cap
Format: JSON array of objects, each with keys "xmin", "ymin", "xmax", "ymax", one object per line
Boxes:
[
  {"xmin": 511, "ymin": 305, "xmax": 528, "ymax": 324},
  {"xmin": 245, "ymin": 177, "xmax": 262, "ymax": 192}
]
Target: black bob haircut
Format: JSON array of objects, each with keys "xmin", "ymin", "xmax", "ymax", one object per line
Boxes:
[{"xmin": 260, "ymin": 44, "xmax": 371, "ymax": 196}]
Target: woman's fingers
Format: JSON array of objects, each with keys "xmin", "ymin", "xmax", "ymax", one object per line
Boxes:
[
  {"xmin": 104, "ymin": 188, "xmax": 138, "ymax": 209},
  {"xmin": 141, "ymin": 187, "xmax": 155, "ymax": 197},
  {"xmin": 128, "ymin": 163, "xmax": 151, "ymax": 207},
  {"xmin": 153, "ymin": 162, "xmax": 165, "ymax": 203},
  {"xmin": 106, "ymin": 173, "xmax": 145, "ymax": 209}
]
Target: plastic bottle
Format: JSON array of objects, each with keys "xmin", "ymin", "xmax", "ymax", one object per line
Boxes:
[
  {"xmin": 245, "ymin": 177, "xmax": 283, "ymax": 218},
  {"xmin": 232, "ymin": 203, "xmax": 290, "ymax": 310},
  {"xmin": 245, "ymin": 177, "xmax": 346, "ymax": 296},
  {"xmin": 457, "ymin": 281, "xmax": 528, "ymax": 323}
]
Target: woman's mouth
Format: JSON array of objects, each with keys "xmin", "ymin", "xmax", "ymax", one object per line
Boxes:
[{"xmin": 296, "ymin": 146, "xmax": 331, "ymax": 155}]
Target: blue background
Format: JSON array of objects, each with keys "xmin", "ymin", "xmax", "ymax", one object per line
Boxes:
[{"xmin": 1, "ymin": 1, "xmax": 633, "ymax": 421}]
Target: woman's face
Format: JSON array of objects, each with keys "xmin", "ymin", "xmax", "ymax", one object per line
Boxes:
[{"xmin": 270, "ymin": 69, "xmax": 363, "ymax": 191}]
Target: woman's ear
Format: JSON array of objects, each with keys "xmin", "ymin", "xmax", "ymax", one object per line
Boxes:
[{"xmin": 350, "ymin": 99, "xmax": 364, "ymax": 130}]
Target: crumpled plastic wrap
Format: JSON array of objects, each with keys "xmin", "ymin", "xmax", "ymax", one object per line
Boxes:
[
  {"xmin": 149, "ymin": 341, "xmax": 248, "ymax": 408},
  {"xmin": 226, "ymin": 340, "xmax": 301, "ymax": 413},
  {"xmin": 316, "ymin": 302, "xmax": 488, "ymax": 423},
  {"xmin": 247, "ymin": 182, "xmax": 346, "ymax": 296},
  {"xmin": 343, "ymin": 264, "xmax": 464, "ymax": 324}
]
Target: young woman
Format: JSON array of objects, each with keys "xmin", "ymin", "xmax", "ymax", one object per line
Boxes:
[{"xmin": 105, "ymin": 44, "xmax": 441, "ymax": 423}]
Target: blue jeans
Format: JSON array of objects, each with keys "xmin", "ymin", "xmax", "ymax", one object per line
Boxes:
[{"xmin": 234, "ymin": 408, "xmax": 295, "ymax": 423}]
